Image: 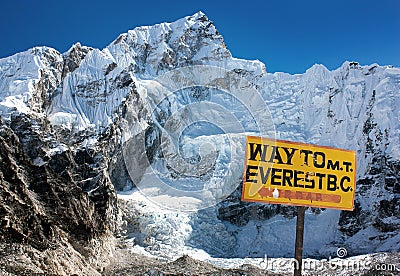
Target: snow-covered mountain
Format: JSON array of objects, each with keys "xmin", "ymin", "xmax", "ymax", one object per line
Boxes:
[{"xmin": 0, "ymin": 11, "xmax": 399, "ymax": 273}]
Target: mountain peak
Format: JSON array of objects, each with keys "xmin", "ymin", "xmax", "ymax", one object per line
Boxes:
[
  {"xmin": 187, "ymin": 11, "xmax": 208, "ymax": 21},
  {"xmin": 105, "ymin": 11, "xmax": 231, "ymax": 76}
]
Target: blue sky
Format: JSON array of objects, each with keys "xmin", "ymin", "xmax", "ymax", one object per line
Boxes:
[{"xmin": 0, "ymin": 0, "xmax": 398, "ymax": 74}]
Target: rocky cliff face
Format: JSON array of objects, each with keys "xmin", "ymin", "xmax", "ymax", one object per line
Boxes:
[
  {"xmin": 0, "ymin": 11, "xmax": 399, "ymax": 274},
  {"xmin": 0, "ymin": 46, "xmax": 118, "ymax": 275}
]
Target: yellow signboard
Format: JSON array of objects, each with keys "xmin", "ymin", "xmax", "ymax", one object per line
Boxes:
[{"xmin": 241, "ymin": 136, "xmax": 356, "ymax": 210}]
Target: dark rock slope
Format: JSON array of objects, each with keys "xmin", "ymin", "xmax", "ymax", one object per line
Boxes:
[{"xmin": 0, "ymin": 45, "xmax": 119, "ymax": 274}]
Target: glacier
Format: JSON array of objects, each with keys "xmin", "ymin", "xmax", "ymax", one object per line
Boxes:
[{"xmin": 0, "ymin": 11, "xmax": 399, "ymax": 264}]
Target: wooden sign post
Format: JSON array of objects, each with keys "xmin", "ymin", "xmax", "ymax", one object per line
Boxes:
[
  {"xmin": 241, "ymin": 136, "xmax": 356, "ymax": 275},
  {"xmin": 294, "ymin": 206, "xmax": 306, "ymax": 276}
]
